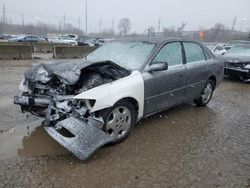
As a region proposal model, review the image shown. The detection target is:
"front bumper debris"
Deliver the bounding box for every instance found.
[45,117,113,160]
[14,95,50,107]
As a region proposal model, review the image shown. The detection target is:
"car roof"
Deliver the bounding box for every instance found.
[113,37,202,45]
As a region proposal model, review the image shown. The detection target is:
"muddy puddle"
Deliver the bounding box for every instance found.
[0,120,69,159]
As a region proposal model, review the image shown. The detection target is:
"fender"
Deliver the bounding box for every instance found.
[73,71,144,119]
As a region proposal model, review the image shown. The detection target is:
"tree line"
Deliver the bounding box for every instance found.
[0,17,249,42]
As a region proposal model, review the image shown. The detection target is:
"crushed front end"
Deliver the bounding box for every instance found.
[14,60,130,160]
[224,61,250,81]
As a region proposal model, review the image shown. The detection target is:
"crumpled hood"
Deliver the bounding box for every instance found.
[24,59,130,85]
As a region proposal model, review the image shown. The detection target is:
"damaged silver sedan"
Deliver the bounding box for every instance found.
[14,37,224,160]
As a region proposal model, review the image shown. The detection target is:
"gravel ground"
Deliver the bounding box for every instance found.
[0,60,249,188]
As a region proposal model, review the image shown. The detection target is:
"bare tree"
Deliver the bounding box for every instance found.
[162,26,177,37]
[177,22,187,37]
[118,18,131,36]
[0,21,84,36]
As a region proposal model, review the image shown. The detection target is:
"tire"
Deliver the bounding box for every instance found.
[194,79,214,107]
[99,100,137,144]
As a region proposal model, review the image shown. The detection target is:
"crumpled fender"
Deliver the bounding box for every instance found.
[73,71,144,119]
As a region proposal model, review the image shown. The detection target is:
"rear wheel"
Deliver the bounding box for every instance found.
[194,80,214,106]
[99,100,137,144]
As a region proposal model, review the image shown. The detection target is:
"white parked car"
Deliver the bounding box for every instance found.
[67,34,78,41]
[49,35,78,46]
[205,43,227,56]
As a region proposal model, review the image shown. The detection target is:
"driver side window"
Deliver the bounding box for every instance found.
[153,42,183,66]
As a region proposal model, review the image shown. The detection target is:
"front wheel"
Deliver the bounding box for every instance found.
[99,100,137,144]
[194,80,214,106]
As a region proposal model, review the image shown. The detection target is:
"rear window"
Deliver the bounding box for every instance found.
[184,42,206,63]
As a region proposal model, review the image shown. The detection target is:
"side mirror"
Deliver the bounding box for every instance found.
[147,62,168,72]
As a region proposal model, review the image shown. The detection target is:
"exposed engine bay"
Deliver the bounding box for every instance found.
[14,60,130,126]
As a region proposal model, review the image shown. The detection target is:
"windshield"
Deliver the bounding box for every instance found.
[225,45,250,57]
[86,41,156,70]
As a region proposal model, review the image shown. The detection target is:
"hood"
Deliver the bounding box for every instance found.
[223,55,250,64]
[24,60,130,85]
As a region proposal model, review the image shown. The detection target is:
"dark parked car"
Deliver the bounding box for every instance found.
[77,36,103,46]
[8,35,46,43]
[223,44,250,81]
[14,37,224,160]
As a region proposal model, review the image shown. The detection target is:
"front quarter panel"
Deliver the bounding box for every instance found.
[73,71,145,119]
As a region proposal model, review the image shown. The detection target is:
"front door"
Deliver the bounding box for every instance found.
[142,42,187,116]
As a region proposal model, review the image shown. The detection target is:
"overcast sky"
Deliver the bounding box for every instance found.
[1,0,250,33]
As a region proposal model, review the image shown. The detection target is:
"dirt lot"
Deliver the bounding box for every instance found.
[0,59,250,188]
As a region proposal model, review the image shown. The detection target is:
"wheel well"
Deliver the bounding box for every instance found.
[208,76,216,89]
[120,97,139,114]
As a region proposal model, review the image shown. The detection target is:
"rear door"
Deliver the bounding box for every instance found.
[142,42,187,115]
[183,42,210,100]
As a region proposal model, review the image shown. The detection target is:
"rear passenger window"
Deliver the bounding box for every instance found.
[183,42,206,63]
[153,42,182,66]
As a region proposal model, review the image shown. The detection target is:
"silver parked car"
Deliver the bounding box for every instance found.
[8,35,46,43]
[14,37,224,160]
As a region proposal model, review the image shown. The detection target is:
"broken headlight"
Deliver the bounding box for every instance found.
[19,78,30,92]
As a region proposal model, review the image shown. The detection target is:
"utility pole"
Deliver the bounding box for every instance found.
[21,12,24,33]
[78,17,81,31]
[21,13,24,26]
[240,18,247,32]
[99,19,102,33]
[3,3,6,24]
[63,14,66,31]
[112,19,114,33]
[85,0,88,35]
[232,16,237,31]
[158,17,161,33]
[59,21,61,32]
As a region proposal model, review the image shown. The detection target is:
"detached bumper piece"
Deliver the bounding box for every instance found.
[45,117,113,160]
